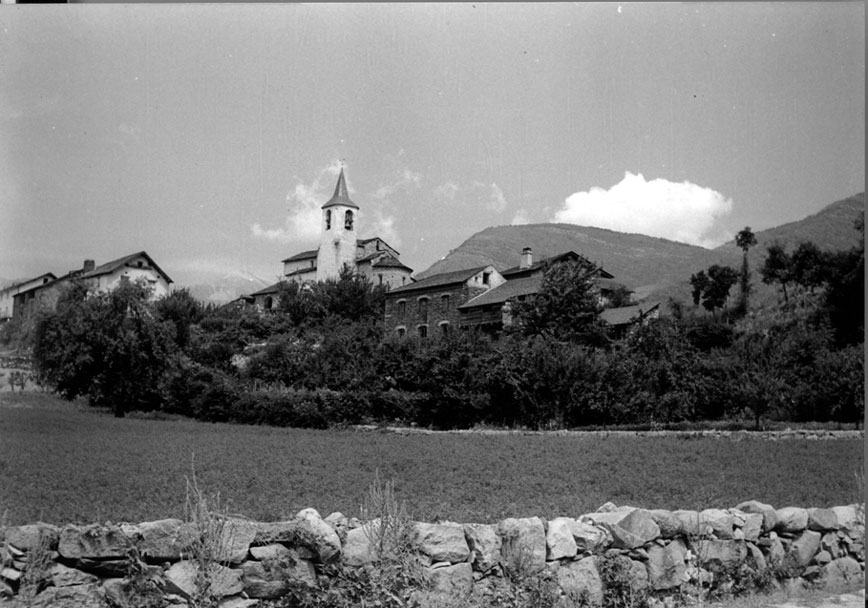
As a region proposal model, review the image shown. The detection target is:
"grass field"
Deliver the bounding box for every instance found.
[0,392,862,527]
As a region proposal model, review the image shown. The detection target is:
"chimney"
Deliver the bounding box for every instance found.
[83,259,95,273]
[520,247,533,269]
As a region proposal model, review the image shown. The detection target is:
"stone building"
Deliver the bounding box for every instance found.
[383,248,639,338]
[250,169,413,310]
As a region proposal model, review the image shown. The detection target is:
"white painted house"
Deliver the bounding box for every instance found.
[0,273,57,321]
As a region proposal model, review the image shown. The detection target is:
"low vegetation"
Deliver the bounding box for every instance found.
[0,391,862,527]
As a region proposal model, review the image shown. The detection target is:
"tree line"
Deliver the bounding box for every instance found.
[21,219,864,430]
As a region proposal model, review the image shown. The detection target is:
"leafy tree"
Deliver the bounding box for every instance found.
[605,284,634,308]
[735,226,757,314]
[760,241,793,303]
[789,241,828,293]
[154,287,205,349]
[689,265,739,318]
[33,279,177,417]
[315,266,387,323]
[727,332,788,430]
[276,281,324,326]
[510,260,608,346]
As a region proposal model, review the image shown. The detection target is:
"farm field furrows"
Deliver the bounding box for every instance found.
[0,393,862,526]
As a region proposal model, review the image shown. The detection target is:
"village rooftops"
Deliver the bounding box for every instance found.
[77,251,174,284]
[599,302,660,327]
[386,266,492,295]
[458,276,541,309]
[501,250,614,280]
[281,250,318,263]
[1,273,58,293]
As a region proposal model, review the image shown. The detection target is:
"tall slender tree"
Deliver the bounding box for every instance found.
[735,226,757,314]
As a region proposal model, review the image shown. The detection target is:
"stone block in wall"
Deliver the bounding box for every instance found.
[730,510,763,542]
[735,500,778,533]
[28,582,110,608]
[672,510,704,538]
[807,508,839,532]
[745,541,767,572]
[556,556,603,607]
[342,520,378,566]
[4,523,60,552]
[571,520,611,554]
[821,556,863,587]
[164,560,243,600]
[428,562,473,600]
[218,598,261,608]
[761,532,786,566]
[691,539,747,573]
[239,555,317,598]
[784,530,821,572]
[546,517,578,560]
[415,522,470,564]
[775,507,809,534]
[649,510,682,539]
[103,575,166,608]
[699,509,734,539]
[498,517,546,575]
[646,539,687,590]
[120,519,191,562]
[583,508,660,550]
[216,518,259,565]
[821,532,845,558]
[324,512,349,544]
[831,505,865,540]
[293,508,342,564]
[463,523,501,573]
[58,523,132,559]
[48,562,99,587]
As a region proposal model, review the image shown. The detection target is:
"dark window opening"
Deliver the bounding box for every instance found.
[378,274,383,285]
[440,322,450,336]
[397,300,406,317]
[482,271,491,285]
[264,296,273,310]
[345,210,354,230]
[397,327,406,338]
[418,325,428,339]
[441,294,451,310]
[326,210,332,230]
[418,298,428,323]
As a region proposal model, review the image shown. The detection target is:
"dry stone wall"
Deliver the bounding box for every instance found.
[1,501,864,607]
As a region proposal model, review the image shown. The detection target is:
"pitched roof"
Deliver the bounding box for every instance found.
[281,249,318,263]
[599,302,660,326]
[459,276,541,309]
[0,273,57,294]
[284,266,317,279]
[371,253,413,271]
[502,251,615,279]
[81,251,173,284]
[386,266,490,296]
[321,168,359,210]
[249,281,284,297]
[596,277,630,292]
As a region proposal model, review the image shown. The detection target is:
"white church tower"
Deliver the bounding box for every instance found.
[316,168,358,281]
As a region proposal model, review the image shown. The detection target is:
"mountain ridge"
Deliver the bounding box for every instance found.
[418,193,864,303]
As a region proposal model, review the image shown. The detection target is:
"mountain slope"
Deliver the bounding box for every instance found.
[418,193,864,302]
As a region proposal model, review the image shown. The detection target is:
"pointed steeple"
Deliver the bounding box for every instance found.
[322,168,359,209]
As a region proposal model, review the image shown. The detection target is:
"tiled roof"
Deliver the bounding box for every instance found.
[284,267,317,279]
[81,251,173,284]
[599,302,660,326]
[249,281,284,297]
[459,276,541,309]
[596,277,630,292]
[0,273,57,294]
[502,251,615,279]
[371,254,412,271]
[321,169,359,210]
[386,266,489,296]
[281,249,318,263]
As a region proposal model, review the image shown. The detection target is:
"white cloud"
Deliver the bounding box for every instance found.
[434,181,460,203]
[511,209,530,225]
[251,161,343,243]
[552,172,734,247]
[372,169,422,201]
[364,211,401,248]
[467,181,509,213]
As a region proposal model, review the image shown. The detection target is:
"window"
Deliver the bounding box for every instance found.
[397,300,406,317]
[345,210,354,230]
[264,296,273,310]
[325,209,332,230]
[396,327,406,338]
[439,322,450,336]
[441,294,451,311]
[482,271,491,285]
[418,325,428,339]
[418,297,428,323]
[137,261,143,268]
[378,274,383,285]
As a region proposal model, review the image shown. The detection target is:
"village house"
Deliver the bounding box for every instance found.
[249,169,414,310]
[383,247,655,339]
[0,273,57,321]
[7,252,173,319]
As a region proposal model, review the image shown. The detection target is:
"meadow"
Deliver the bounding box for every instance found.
[0,392,862,527]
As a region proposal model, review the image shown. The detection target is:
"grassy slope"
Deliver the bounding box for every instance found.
[0,393,862,527]
[417,193,864,305]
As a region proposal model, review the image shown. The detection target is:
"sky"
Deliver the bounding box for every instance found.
[1,3,864,288]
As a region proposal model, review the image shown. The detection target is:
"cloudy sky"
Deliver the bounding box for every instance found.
[1,3,864,287]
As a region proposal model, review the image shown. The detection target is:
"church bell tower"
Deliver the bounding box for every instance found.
[316,168,358,280]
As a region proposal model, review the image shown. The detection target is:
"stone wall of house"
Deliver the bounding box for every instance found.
[1,502,863,607]
[385,285,488,337]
